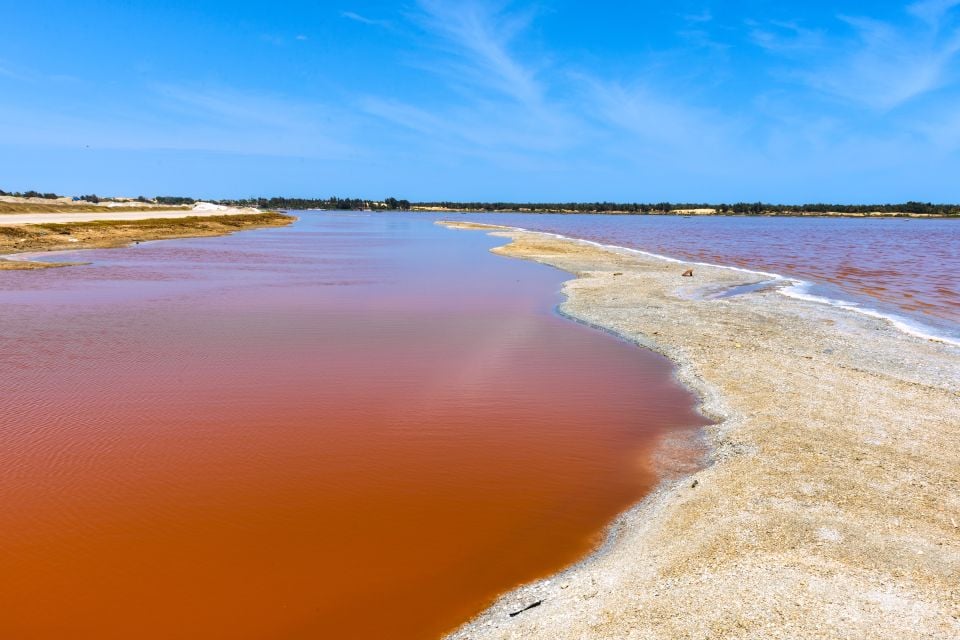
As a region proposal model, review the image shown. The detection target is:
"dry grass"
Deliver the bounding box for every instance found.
[0,212,293,269]
[0,202,192,214]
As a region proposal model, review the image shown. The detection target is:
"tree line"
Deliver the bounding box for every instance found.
[217,196,411,210]
[216,198,960,215]
[410,200,960,215]
[0,189,158,205]
[0,189,60,199]
[3,187,959,215]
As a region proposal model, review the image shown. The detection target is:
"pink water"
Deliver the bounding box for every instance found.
[453,213,960,343]
[0,213,705,639]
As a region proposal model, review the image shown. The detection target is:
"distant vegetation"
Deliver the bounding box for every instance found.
[3,187,959,216]
[219,196,412,210]
[216,197,960,215]
[155,196,197,205]
[410,201,960,216]
[0,189,61,199]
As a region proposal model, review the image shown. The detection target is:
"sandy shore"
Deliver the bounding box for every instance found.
[0,201,256,224]
[0,209,293,269]
[439,221,960,640]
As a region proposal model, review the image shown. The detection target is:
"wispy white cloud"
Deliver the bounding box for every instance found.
[412,0,543,106]
[581,77,739,166]
[676,9,729,55]
[259,33,286,46]
[358,0,584,163]
[359,99,445,136]
[359,0,756,175]
[908,0,960,25]
[152,84,316,128]
[588,85,703,146]
[755,3,960,110]
[340,11,391,28]
[0,60,89,86]
[814,15,959,109]
[259,32,312,46]
[0,81,364,159]
[0,60,34,82]
[360,95,574,154]
[749,20,824,53]
[681,9,713,24]
[148,84,365,156]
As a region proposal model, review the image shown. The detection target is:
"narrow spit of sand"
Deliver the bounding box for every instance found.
[0,201,257,225]
[0,205,293,269]
[439,221,960,640]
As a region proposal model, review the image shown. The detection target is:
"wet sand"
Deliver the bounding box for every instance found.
[440,221,960,640]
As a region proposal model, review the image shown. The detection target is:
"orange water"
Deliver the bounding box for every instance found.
[0,213,704,639]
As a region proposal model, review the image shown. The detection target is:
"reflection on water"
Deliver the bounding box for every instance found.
[0,213,704,639]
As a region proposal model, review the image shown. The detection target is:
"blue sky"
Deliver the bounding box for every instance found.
[2,1,960,202]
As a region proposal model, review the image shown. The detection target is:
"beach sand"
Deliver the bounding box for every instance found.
[0,199,253,223]
[0,210,293,269]
[439,221,960,640]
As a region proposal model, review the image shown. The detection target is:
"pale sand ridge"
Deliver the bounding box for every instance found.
[0,202,258,225]
[0,210,293,269]
[439,221,960,640]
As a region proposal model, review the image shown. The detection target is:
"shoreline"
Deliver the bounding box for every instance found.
[444,222,960,349]
[439,221,959,639]
[411,208,960,219]
[0,211,294,269]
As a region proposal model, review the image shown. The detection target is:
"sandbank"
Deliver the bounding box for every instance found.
[0,208,293,269]
[439,221,959,640]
